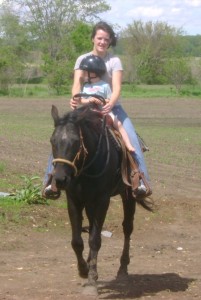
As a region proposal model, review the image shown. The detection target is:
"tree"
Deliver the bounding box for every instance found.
[0,3,31,92]
[164,58,193,93]
[0,44,23,93]
[6,0,110,57]
[70,22,93,55]
[121,20,184,84]
[5,0,110,93]
[42,22,93,94]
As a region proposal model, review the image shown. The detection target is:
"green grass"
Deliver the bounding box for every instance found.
[0,196,28,226]
[121,84,201,98]
[135,124,201,180]
[6,84,72,98]
[0,162,6,173]
[1,116,52,141]
[2,83,201,98]
[9,175,48,205]
[9,84,54,98]
[0,174,25,192]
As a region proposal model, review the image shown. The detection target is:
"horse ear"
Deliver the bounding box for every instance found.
[51,105,59,126]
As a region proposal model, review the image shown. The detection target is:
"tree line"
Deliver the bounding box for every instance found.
[0,0,201,95]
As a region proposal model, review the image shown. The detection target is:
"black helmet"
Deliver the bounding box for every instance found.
[80,55,106,77]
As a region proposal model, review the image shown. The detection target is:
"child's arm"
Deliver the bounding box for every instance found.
[80,97,103,105]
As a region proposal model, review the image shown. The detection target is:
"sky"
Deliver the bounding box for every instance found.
[100,0,201,35]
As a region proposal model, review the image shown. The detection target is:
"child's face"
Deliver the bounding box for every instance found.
[83,70,99,83]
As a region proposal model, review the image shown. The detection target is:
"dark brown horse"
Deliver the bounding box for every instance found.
[50,104,153,295]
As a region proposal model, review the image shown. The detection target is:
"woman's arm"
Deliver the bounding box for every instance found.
[102,70,123,114]
[70,69,84,109]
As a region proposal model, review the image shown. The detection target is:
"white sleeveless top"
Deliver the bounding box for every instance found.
[74,52,123,91]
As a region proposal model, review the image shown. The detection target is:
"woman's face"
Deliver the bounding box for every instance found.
[92,29,111,55]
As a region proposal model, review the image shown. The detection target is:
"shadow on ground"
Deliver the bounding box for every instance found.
[98,273,195,299]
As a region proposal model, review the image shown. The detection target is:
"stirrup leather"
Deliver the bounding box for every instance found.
[127,151,152,198]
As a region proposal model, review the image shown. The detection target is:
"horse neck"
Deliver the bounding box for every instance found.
[81,123,102,156]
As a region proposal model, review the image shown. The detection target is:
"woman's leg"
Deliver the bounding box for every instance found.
[43,153,54,185]
[112,105,150,183]
[42,153,60,199]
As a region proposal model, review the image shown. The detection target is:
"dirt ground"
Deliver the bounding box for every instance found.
[0,97,201,299]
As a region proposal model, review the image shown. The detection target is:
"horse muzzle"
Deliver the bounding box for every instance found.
[53,166,73,190]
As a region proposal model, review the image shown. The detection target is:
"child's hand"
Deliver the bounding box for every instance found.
[89,97,102,105]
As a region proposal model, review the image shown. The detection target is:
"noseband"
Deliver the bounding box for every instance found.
[52,128,88,177]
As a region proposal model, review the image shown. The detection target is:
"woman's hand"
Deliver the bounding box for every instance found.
[101,99,113,114]
[70,96,81,109]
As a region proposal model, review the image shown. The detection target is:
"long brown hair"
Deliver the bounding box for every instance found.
[91,21,117,47]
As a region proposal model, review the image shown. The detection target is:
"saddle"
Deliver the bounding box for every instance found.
[106,116,152,199]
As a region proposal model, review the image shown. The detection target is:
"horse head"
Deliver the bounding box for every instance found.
[50,105,83,189]
[50,105,103,189]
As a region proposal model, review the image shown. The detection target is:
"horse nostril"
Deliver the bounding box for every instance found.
[55,176,67,188]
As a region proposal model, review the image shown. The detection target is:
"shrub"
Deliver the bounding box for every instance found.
[10,175,47,205]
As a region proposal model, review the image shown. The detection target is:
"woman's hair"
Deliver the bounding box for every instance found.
[91,21,117,47]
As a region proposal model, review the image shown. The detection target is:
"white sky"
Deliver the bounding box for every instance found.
[100,0,201,35]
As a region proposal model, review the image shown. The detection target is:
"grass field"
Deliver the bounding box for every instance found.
[7,83,201,98]
[0,96,201,196]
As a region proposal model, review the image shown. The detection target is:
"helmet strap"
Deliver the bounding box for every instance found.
[87,71,98,84]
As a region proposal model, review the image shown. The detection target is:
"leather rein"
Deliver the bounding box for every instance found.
[52,117,110,178]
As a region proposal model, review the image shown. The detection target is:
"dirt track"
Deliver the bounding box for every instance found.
[0,97,201,299]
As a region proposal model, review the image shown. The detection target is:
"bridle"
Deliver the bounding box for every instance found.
[52,116,110,178]
[52,127,88,177]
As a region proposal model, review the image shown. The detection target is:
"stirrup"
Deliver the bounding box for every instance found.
[42,174,61,200]
[130,170,152,198]
[130,169,141,195]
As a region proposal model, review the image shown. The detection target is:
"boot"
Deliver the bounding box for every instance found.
[42,174,61,200]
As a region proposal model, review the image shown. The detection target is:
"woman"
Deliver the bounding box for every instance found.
[70,21,151,195]
[79,54,135,152]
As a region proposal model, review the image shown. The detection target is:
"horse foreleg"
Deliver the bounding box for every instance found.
[80,228,101,297]
[85,198,110,287]
[117,192,136,278]
[84,226,101,286]
[67,194,88,278]
[72,236,89,278]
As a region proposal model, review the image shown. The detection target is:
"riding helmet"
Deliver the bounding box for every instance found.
[79,55,106,77]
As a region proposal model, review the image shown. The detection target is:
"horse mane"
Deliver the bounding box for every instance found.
[57,106,103,133]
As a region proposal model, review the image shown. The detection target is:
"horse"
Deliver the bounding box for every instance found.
[50,103,153,295]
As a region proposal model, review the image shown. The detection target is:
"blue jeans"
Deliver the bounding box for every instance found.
[112,105,150,182]
[44,153,53,185]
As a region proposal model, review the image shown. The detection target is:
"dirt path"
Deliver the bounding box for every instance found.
[0,194,201,300]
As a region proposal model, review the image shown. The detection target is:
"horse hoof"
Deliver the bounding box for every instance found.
[79,272,88,279]
[78,263,89,278]
[117,268,128,280]
[82,284,98,296]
